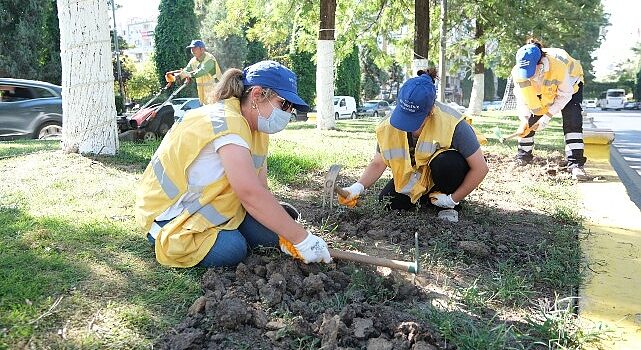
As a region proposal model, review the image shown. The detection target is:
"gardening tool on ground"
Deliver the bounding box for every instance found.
[323,164,351,209]
[328,232,420,274]
[493,124,533,143]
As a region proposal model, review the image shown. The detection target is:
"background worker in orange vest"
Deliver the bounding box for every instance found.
[179,40,222,105]
[512,39,588,180]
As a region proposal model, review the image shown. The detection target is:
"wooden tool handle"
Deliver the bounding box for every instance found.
[334,186,350,198]
[328,248,418,274]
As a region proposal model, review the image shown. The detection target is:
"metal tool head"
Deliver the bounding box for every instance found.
[323,164,342,209]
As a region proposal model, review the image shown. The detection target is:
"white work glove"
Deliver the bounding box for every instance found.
[532,115,551,131]
[342,182,364,200]
[279,231,332,264]
[428,192,459,209]
[338,182,364,208]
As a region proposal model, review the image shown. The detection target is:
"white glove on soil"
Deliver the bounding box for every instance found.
[342,182,364,200]
[533,115,551,131]
[280,231,332,264]
[429,192,459,209]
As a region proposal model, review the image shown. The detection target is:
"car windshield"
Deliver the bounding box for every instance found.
[607,91,625,97]
[363,102,377,108]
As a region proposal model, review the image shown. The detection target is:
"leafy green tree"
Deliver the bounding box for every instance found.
[246,39,268,66]
[635,68,641,101]
[361,47,389,101]
[154,0,199,96]
[200,0,248,70]
[0,0,61,84]
[110,30,130,51]
[289,50,316,107]
[335,46,361,105]
[126,58,161,102]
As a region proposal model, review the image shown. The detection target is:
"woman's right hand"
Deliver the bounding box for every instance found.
[280,232,332,264]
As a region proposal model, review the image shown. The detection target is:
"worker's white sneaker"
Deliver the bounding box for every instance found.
[571,166,589,181]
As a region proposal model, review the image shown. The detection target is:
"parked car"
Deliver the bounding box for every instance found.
[623,101,640,110]
[171,98,201,121]
[0,78,63,139]
[482,100,502,111]
[357,99,391,118]
[447,101,467,114]
[584,98,598,108]
[290,108,308,122]
[333,96,357,119]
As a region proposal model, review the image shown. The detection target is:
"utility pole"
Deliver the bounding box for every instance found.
[110,0,125,101]
[438,0,447,102]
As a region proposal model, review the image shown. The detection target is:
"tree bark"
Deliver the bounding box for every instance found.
[317,0,337,130]
[412,0,430,75]
[57,0,119,155]
[467,18,484,116]
[437,0,447,102]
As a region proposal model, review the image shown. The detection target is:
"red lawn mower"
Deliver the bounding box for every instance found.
[118,71,191,141]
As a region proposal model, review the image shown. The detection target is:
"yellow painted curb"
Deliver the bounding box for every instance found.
[578,130,641,349]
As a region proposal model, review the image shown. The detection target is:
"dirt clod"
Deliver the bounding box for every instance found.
[458,240,491,257]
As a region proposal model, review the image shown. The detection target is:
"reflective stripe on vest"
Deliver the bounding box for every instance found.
[382,148,408,160]
[252,155,266,169]
[152,156,180,199]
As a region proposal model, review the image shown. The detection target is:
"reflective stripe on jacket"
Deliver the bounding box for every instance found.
[188,52,222,105]
[512,48,584,116]
[135,98,268,267]
[376,101,463,203]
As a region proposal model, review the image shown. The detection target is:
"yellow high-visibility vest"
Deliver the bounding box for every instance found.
[188,52,222,105]
[512,48,584,116]
[376,101,463,203]
[135,98,268,267]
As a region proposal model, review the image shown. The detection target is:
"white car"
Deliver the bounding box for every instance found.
[584,98,597,108]
[171,98,201,120]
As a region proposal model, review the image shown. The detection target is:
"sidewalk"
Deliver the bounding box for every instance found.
[577,136,641,348]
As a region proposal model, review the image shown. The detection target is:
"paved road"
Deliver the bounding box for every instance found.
[588,109,641,208]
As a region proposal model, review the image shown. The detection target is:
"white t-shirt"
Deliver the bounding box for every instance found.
[155,134,249,221]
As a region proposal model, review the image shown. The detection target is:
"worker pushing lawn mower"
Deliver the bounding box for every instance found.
[179,39,222,105]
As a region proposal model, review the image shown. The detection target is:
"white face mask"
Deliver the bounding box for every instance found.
[256,99,291,134]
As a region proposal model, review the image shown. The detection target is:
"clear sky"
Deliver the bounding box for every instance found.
[113,0,640,81]
[113,0,160,27]
[591,0,641,81]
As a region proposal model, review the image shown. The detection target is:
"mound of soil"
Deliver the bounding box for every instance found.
[156,255,449,350]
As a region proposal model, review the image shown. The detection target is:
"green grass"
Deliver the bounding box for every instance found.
[0,114,604,348]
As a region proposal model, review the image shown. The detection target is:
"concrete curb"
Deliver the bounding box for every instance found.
[610,145,641,208]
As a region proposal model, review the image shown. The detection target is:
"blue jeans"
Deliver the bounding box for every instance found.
[147,213,279,267]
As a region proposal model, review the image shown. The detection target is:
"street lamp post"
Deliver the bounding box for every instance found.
[111,0,125,102]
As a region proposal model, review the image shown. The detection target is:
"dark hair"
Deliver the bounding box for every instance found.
[416,67,438,82]
[526,38,546,63]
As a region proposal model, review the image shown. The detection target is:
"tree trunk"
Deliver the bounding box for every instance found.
[467,18,484,116]
[57,0,119,155]
[316,0,336,130]
[437,0,447,102]
[412,0,429,75]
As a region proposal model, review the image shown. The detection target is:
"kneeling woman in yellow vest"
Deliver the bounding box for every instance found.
[135,61,332,268]
[339,69,489,211]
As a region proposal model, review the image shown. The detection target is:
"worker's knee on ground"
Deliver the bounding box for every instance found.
[430,150,469,194]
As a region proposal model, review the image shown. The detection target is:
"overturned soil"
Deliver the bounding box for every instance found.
[156,152,583,349]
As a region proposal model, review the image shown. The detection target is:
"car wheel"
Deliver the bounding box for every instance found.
[335,112,339,120]
[291,113,297,122]
[35,121,63,140]
[373,111,378,119]
[351,111,356,119]
[143,131,158,142]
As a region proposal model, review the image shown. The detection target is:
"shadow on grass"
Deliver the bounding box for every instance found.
[0,205,203,348]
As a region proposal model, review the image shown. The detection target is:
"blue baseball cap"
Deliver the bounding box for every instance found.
[515,44,542,79]
[390,74,436,132]
[242,60,309,112]
[186,40,206,49]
